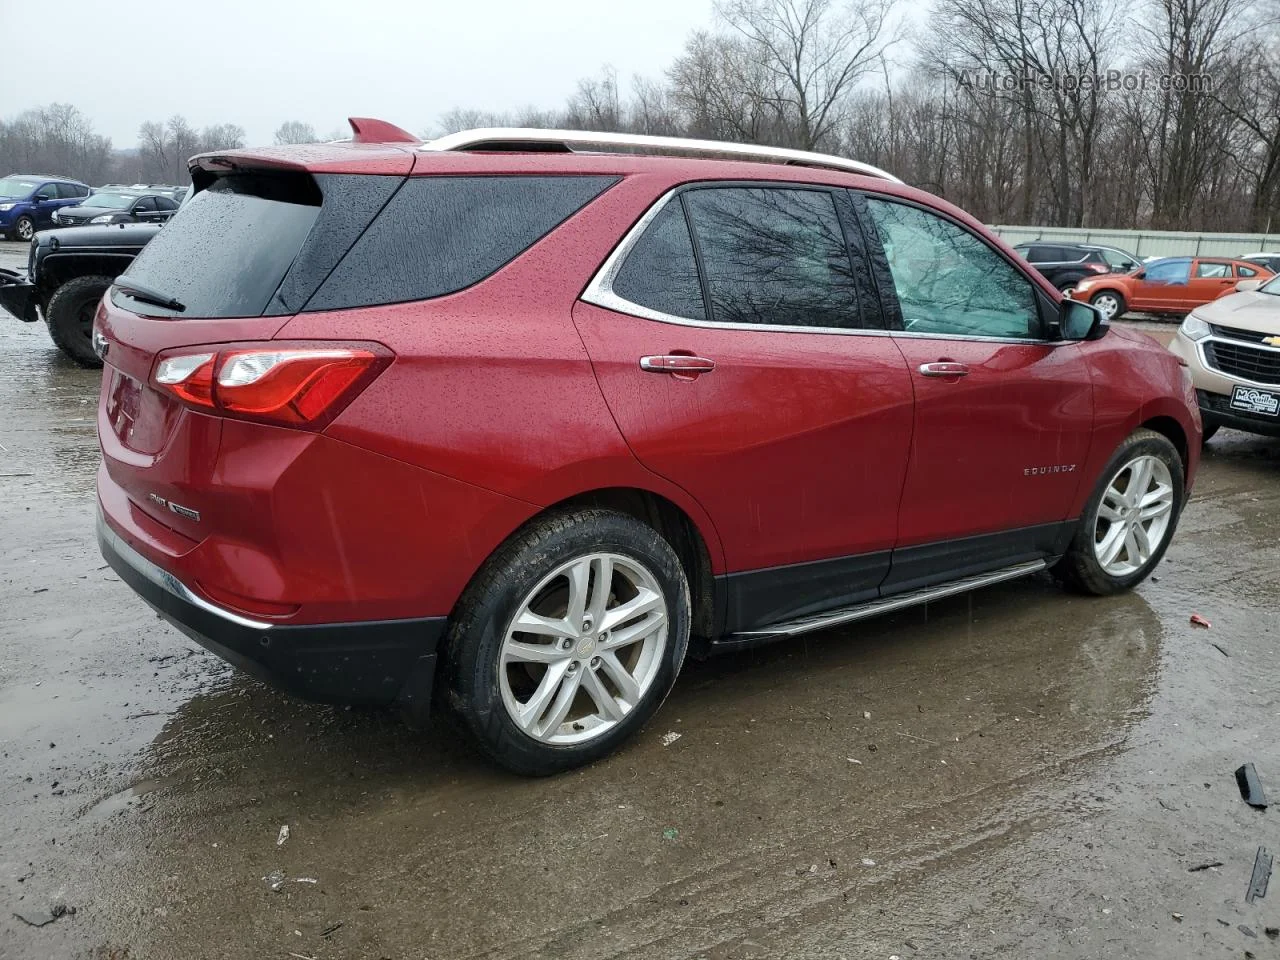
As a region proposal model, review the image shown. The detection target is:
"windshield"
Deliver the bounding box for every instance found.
[1259,274,1280,295]
[85,193,138,210]
[0,177,39,199]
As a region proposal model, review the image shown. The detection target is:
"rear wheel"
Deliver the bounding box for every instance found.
[1090,289,1126,321]
[442,508,690,775]
[1056,429,1184,595]
[45,274,110,368]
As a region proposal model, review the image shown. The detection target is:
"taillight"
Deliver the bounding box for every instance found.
[151,341,391,429]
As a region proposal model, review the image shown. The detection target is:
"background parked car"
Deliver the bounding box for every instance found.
[1014,241,1143,293]
[1237,252,1280,274]
[1071,256,1274,320]
[0,174,92,240]
[53,190,180,227]
[0,221,163,366]
[1169,272,1280,441]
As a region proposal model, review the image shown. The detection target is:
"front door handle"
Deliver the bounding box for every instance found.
[640,355,716,376]
[919,361,969,378]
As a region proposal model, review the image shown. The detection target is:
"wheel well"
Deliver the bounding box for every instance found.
[39,256,131,302]
[1141,416,1188,470]
[548,488,717,640]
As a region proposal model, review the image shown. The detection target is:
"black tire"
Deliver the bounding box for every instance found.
[1057,275,1085,294]
[1201,423,1219,446]
[1089,289,1127,321]
[13,216,34,242]
[442,508,691,776]
[1055,428,1185,596]
[45,275,111,368]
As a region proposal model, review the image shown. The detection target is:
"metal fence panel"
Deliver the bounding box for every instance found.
[989,225,1280,259]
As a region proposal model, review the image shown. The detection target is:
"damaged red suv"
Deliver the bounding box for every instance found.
[96,120,1200,774]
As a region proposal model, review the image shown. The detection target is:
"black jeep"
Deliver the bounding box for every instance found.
[0,222,161,366]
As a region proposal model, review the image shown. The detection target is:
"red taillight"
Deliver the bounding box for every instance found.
[151,341,391,429]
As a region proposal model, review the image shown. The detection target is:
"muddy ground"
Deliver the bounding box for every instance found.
[1,238,1278,959]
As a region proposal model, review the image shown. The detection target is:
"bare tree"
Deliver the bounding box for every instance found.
[273,120,318,145]
[716,0,899,150]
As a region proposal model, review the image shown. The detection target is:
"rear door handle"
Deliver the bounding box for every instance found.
[640,355,716,375]
[919,361,969,378]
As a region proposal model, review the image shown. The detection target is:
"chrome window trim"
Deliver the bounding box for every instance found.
[581,186,1062,347]
[1198,335,1280,388]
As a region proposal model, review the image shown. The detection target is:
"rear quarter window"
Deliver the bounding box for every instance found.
[305,175,619,311]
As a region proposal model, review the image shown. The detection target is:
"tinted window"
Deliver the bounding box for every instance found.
[611,199,705,321]
[863,197,1040,340]
[154,196,178,211]
[55,183,80,199]
[34,183,56,200]
[134,196,157,212]
[114,172,322,318]
[308,175,618,311]
[1145,260,1191,283]
[681,187,860,328]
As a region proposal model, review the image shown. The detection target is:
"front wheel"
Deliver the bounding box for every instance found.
[13,216,35,242]
[1090,290,1127,321]
[45,274,111,368]
[1055,428,1185,595]
[442,508,691,775]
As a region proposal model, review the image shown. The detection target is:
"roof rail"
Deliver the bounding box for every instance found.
[420,128,901,183]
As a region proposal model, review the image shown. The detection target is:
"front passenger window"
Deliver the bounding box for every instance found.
[863,197,1040,340]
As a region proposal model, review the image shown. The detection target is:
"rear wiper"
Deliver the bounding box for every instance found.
[114,280,186,313]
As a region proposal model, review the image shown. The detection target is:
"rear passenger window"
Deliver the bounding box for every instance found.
[681,187,861,328]
[611,200,705,321]
[56,183,81,199]
[308,176,618,311]
[1239,265,1259,277]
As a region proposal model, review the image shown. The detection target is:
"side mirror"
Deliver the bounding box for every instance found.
[1236,279,1263,292]
[1057,299,1109,342]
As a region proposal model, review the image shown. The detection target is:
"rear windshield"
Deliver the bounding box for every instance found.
[114,173,322,318]
[113,172,618,319]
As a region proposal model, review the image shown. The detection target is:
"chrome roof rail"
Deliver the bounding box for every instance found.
[420,128,902,183]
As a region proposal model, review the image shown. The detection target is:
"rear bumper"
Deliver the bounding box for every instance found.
[0,270,38,322]
[98,508,446,708]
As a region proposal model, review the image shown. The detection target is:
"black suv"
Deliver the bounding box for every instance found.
[53,190,180,228]
[0,222,162,365]
[1014,242,1143,293]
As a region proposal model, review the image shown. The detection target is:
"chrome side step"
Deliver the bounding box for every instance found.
[726,559,1049,642]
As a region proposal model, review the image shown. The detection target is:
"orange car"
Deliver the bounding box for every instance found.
[1071,257,1275,320]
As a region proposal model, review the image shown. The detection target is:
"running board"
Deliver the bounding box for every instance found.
[721,559,1049,644]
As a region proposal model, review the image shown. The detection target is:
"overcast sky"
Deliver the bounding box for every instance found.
[1,0,716,147]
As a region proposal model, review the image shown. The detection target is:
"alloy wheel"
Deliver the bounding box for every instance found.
[498,552,668,745]
[16,218,33,242]
[1093,454,1175,576]
[1092,293,1120,319]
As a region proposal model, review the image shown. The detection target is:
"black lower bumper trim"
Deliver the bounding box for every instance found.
[0,271,38,323]
[1199,390,1280,438]
[98,512,446,707]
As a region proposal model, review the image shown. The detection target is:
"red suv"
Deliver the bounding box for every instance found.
[96,121,1201,775]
